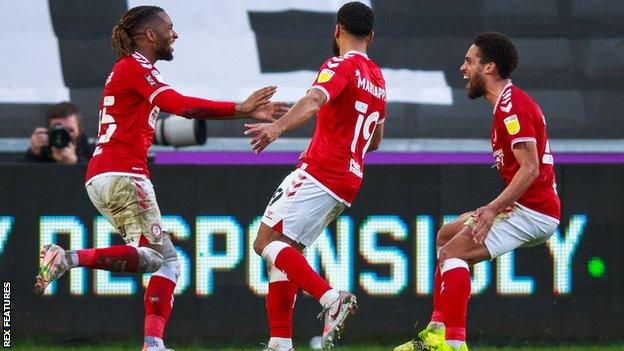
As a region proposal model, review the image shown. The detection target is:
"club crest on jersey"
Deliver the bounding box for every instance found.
[144,74,157,87]
[503,114,520,135]
[149,223,162,238]
[317,69,335,83]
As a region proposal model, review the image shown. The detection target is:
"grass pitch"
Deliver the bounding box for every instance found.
[9,343,624,351]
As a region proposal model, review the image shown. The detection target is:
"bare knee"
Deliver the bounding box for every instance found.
[136,246,163,273]
[253,223,278,256]
[253,224,304,256]
[437,244,453,263]
[253,235,267,256]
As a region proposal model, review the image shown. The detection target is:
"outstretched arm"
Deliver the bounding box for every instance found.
[244,88,327,153]
[154,86,287,121]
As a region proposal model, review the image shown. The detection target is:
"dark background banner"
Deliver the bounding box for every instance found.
[0,164,622,344]
[2,1,624,140]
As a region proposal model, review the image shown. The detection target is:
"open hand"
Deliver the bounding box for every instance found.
[237,86,280,121]
[249,101,289,122]
[244,122,283,153]
[470,205,498,244]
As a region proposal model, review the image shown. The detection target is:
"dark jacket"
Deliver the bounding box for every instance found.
[22,134,95,163]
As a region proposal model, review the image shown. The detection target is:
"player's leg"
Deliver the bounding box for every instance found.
[254,169,355,350]
[255,223,337,305]
[143,234,179,351]
[34,176,164,295]
[431,213,473,322]
[255,171,307,351]
[435,225,490,351]
[393,213,472,351]
[99,177,178,351]
[264,263,297,351]
[255,223,356,350]
[435,206,557,351]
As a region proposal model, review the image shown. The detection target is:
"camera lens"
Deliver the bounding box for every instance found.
[48,124,71,149]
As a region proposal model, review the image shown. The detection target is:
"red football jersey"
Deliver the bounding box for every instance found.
[85,52,172,183]
[299,50,387,206]
[492,82,560,220]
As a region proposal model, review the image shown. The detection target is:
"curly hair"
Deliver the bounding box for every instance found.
[473,32,518,79]
[111,6,165,58]
[337,1,375,37]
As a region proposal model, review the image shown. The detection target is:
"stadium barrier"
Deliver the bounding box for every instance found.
[0,164,622,343]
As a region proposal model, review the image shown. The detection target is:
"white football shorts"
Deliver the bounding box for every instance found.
[261,168,346,247]
[483,203,559,259]
[86,175,164,246]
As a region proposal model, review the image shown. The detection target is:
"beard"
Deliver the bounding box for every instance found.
[332,38,340,57]
[155,37,174,61]
[467,74,486,100]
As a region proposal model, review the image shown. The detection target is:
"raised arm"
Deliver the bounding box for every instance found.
[244,88,327,153]
[154,86,286,122]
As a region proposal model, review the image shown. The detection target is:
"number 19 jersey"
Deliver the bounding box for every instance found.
[300,50,387,206]
[85,52,172,184]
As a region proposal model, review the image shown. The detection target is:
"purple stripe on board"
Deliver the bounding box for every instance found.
[155,151,624,165]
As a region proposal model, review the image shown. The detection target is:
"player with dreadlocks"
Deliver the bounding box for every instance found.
[34,6,287,351]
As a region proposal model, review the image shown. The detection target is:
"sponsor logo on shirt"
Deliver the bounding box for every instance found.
[103,96,115,107]
[148,106,160,128]
[317,69,335,83]
[145,74,157,87]
[349,158,363,178]
[503,114,520,135]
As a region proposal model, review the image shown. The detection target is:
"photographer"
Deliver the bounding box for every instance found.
[23,102,95,164]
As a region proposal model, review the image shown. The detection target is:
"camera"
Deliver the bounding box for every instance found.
[48,123,71,149]
[154,115,207,147]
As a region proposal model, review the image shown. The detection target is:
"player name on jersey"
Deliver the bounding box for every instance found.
[301,50,387,206]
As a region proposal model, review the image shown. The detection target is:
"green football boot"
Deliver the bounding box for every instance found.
[393,323,445,351]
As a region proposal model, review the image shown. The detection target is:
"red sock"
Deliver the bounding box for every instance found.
[267,281,298,338]
[441,261,471,341]
[76,245,139,272]
[274,246,331,300]
[430,264,444,324]
[144,275,176,339]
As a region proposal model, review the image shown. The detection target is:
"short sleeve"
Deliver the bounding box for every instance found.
[502,109,537,147]
[308,57,350,102]
[122,56,172,104]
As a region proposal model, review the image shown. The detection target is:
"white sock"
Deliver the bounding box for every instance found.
[268,337,293,351]
[446,340,465,349]
[143,336,165,351]
[319,289,340,311]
